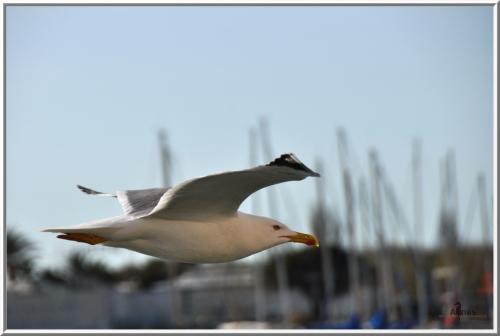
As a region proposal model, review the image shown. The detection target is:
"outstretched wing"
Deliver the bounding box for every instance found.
[78,185,169,216]
[146,153,319,221]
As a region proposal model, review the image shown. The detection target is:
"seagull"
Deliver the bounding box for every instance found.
[42,153,320,263]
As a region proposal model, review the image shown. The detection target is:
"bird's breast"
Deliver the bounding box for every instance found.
[116,217,251,263]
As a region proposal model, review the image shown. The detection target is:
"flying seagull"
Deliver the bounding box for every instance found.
[42,153,320,263]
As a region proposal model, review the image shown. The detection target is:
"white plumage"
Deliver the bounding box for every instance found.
[42,153,320,263]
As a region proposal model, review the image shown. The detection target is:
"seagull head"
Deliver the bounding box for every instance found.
[273,222,320,248]
[245,216,320,250]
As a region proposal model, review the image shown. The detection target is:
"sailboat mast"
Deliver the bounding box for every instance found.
[250,127,267,322]
[477,172,492,317]
[259,118,292,324]
[158,129,181,326]
[336,129,361,316]
[412,139,428,326]
[369,150,396,321]
[313,159,335,320]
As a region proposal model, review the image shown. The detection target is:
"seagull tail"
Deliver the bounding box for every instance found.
[40,216,125,243]
[40,226,113,245]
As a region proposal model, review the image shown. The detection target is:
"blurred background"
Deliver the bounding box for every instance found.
[6,5,494,330]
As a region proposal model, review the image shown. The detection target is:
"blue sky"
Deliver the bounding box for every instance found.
[6,6,493,270]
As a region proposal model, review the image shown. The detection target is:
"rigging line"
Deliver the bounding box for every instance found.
[358,178,374,250]
[278,187,303,234]
[347,136,368,182]
[337,131,382,250]
[386,184,410,246]
[462,185,478,246]
[335,128,366,190]
[381,174,420,264]
[383,172,413,247]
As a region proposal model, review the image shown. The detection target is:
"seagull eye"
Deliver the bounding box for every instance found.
[273,225,281,231]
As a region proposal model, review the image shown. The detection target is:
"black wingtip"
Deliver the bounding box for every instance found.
[77,185,97,195]
[267,153,320,177]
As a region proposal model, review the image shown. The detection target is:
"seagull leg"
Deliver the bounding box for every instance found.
[57,233,107,245]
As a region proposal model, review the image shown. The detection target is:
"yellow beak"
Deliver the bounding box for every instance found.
[284,232,320,247]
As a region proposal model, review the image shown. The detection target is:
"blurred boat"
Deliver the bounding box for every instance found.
[217,321,270,329]
[307,313,361,329]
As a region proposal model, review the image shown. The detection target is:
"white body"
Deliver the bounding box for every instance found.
[102,212,289,263]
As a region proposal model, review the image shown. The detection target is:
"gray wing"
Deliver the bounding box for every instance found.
[146,153,320,221]
[116,188,170,216]
[77,185,169,216]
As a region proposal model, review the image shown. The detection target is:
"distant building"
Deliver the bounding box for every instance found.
[7,263,311,329]
[168,263,311,328]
